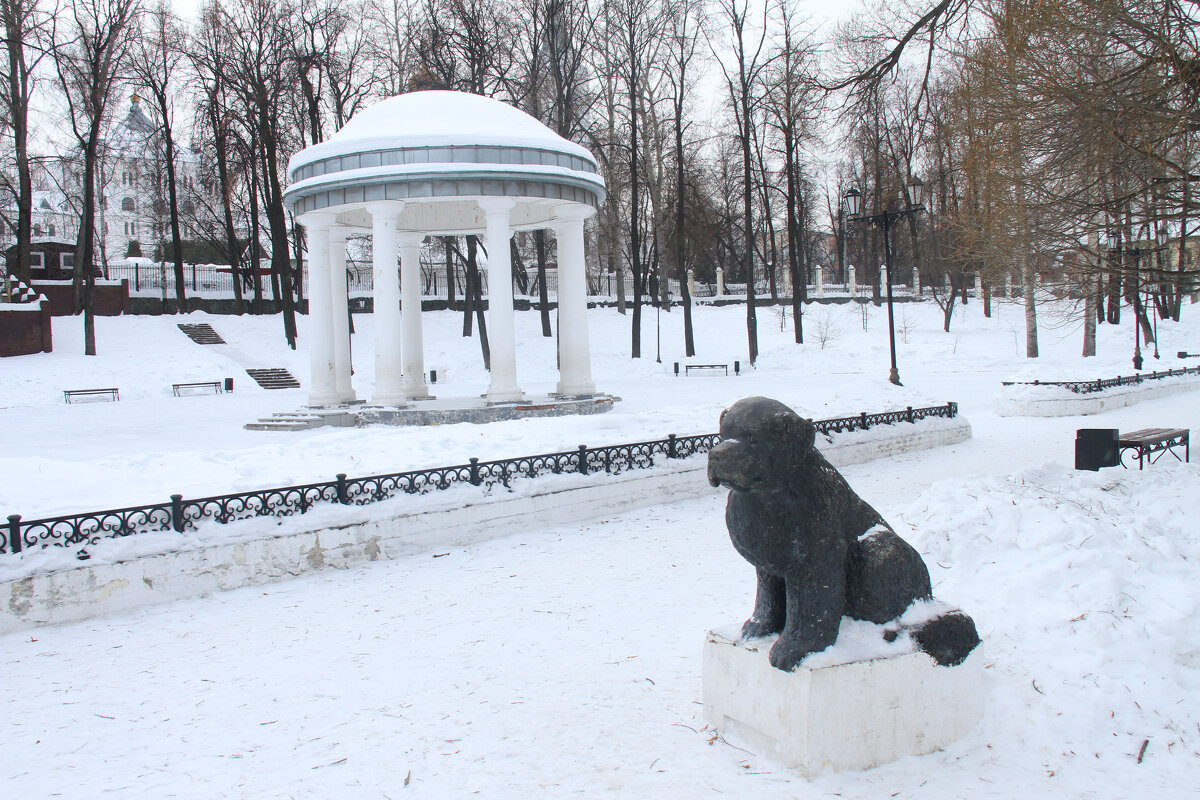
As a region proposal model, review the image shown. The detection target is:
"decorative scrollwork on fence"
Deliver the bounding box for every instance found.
[3,403,960,555]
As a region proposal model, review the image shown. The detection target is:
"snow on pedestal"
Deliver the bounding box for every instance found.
[702,627,985,777]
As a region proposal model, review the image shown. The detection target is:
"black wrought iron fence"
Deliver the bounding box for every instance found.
[2,402,959,556]
[1001,366,1200,395]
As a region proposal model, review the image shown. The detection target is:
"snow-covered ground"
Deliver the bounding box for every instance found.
[2,295,1198,797]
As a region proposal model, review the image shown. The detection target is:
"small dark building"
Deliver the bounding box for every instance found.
[4,238,77,281]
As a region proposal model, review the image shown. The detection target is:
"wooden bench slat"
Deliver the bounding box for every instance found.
[64,388,119,403]
[1119,428,1186,444]
[1117,427,1189,470]
[172,381,224,396]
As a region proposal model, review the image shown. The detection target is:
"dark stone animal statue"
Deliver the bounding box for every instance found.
[707,396,979,671]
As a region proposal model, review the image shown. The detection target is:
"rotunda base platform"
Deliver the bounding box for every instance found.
[245,394,618,431]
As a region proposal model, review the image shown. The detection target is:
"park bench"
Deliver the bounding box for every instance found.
[172,381,225,397]
[675,361,741,377]
[1118,428,1190,470]
[1178,351,1199,359]
[64,388,119,403]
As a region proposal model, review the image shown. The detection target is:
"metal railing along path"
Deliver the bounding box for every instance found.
[3,403,959,556]
[1001,366,1200,395]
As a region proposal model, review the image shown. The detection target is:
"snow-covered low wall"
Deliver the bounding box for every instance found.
[1,417,971,634]
[996,374,1200,417]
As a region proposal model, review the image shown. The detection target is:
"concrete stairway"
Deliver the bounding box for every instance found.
[244,407,358,431]
[245,368,302,389]
[177,323,226,344]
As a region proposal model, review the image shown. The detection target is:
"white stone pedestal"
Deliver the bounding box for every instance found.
[702,629,985,777]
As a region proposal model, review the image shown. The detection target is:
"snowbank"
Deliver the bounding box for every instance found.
[996,372,1200,416]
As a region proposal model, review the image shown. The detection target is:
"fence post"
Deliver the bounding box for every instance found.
[577,445,588,475]
[860,412,869,431]
[170,494,184,533]
[7,514,21,554]
[667,434,677,459]
[906,406,914,423]
[1097,379,1102,392]
[336,473,349,504]
[947,401,956,417]
[469,458,481,486]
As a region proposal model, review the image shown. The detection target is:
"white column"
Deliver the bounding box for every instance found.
[687,269,695,298]
[301,213,339,407]
[912,265,920,295]
[552,207,596,396]
[716,267,725,296]
[399,232,430,399]
[367,202,405,406]
[848,264,857,295]
[815,264,825,298]
[329,226,356,403]
[479,198,523,402]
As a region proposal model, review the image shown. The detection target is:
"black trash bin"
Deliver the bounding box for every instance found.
[1075,428,1119,471]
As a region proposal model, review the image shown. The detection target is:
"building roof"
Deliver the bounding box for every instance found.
[106,94,199,163]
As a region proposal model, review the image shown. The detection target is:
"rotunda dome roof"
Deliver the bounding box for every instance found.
[300,91,593,164]
[284,91,605,223]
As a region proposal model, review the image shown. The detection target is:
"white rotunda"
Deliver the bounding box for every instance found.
[283,91,607,411]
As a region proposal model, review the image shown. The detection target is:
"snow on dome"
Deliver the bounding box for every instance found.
[283,91,605,221]
[287,91,596,176]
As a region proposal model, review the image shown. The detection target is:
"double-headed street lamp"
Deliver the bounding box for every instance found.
[845,176,927,386]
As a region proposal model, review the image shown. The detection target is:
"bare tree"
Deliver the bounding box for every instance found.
[765,0,819,345]
[54,0,140,355]
[713,0,773,364]
[191,0,248,314]
[663,0,705,357]
[221,0,301,346]
[1,0,50,283]
[131,0,187,310]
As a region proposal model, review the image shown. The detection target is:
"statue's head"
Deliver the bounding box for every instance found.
[707,397,816,492]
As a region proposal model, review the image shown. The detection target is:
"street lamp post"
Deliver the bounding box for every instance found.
[1152,223,1167,359]
[1108,227,1168,371]
[1108,230,1143,370]
[845,176,926,386]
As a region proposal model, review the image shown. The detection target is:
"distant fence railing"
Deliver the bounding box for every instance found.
[102,262,940,303]
[1001,366,1200,395]
[2,401,959,557]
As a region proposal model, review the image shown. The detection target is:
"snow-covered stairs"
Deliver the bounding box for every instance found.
[176,323,226,345]
[244,407,358,431]
[243,411,326,431]
[245,368,301,389]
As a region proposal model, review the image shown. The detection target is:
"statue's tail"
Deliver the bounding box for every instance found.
[910,612,980,667]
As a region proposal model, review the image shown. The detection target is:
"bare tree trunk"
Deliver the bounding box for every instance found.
[1023,259,1038,358]
[467,235,489,369]
[443,236,455,306]
[1,0,39,285]
[535,229,551,336]
[1082,231,1097,356]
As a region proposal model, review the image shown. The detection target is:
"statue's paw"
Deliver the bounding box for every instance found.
[741,616,783,640]
[768,637,819,671]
